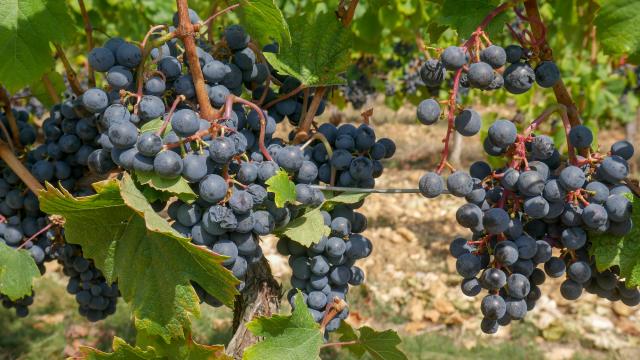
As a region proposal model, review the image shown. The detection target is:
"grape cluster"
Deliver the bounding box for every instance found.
[278,204,371,331]
[81,8,396,331]
[56,243,120,321]
[0,105,95,317]
[416,44,561,134]
[296,122,395,190]
[401,57,428,95]
[258,123,394,331]
[0,109,37,147]
[419,118,638,333]
[29,100,102,191]
[0,292,35,318]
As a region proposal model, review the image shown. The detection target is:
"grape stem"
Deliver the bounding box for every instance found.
[16,223,54,250]
[320,340,358,349]
[53,43,83,96]
[229,95,273,161]
[435,1,514,174]
[157,95,186,136]
[337,0,359,27]
[0,143,43,194]
[78,0,95,87]
[201,3,241,27]
[262,84,305,110]
[294,87,326,144]
[436,68,462,174]
[133,24,170,114]
[176,0,216,120]
[523,0,582,128]
[0,87,21,149]
[41,74,61,104]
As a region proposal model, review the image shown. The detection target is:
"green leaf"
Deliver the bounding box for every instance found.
[595,0,640,60]
[29,71,65,107]
[139,118,171,135]
[0,0,75,91]
[322,192,368,210]
[0,242,40,300]
[276,208,330,247]
[265,169,296,207]
[39,175,239,341]
[244,292,322,360]
[590,193,640,286]
[439,0,507,38]
[337,322,407,360]
[81,333,232,360]
[237,0,291,48]
[262,11,353,86]
[135,171,197,203]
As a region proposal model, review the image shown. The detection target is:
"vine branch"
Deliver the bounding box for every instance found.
[176,0,215,120]
[54,43,83,96]
[78,0,95,87]
[0,87,21,148]
[0,143,43,194]
[523,0,581,127]
[41,74,61,104]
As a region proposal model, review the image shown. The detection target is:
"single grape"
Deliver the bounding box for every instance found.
[454,108,481,136]
[504,45,524,63]
[417,99,441,125]
[503,62,535,94]
[480,45,507,68]
[441,46,466,70]
[534,61,560,88]
[447,171,473,197]
[154,151,183,179]
[488,120,517,148]
[568,125,593,149]
[611,140,634,160]
[467,62,494,88]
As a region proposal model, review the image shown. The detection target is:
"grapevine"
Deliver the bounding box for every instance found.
[0,0,639,359]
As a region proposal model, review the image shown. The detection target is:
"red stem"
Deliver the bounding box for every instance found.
[17,223,54,250]
[436,69,462,174]
[176,0,215,120]
[157,95,185,136]
[201,3,241,26]
[230,96,273,161]
[435,2,513,173]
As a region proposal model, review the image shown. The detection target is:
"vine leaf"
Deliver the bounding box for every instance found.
[39,175,239,342]
[595,0,640,62]
[237,0,291,48]
[0,242,40,300]
[244,292,323,360]
[0,0,75,91]
[80,331,232,360]
[140,118,172,134]
[276,207,330,247]
[439,0,507,38]
[590,193,640,286]
[265,170,296,207]
[322,192,368,210]
[135,171,197,203]
[336,322,408,360]
[262,11,353,86]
